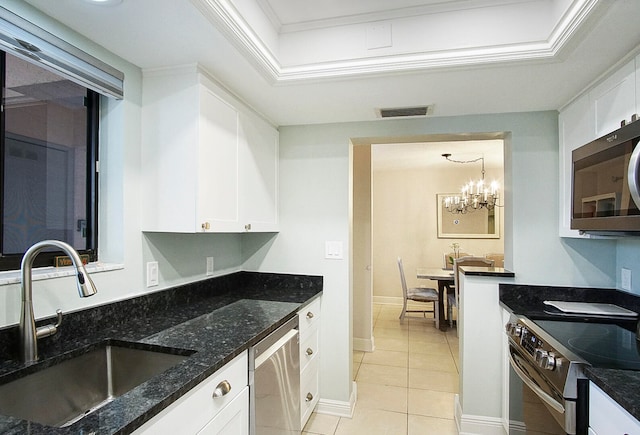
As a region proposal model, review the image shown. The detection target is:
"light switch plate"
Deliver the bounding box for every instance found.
[325,241,344,260]
[206,257,214,276]
[147,261,159,287]
[622,267,632,291]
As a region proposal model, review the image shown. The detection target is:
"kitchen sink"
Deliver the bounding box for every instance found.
[0,341,193,427]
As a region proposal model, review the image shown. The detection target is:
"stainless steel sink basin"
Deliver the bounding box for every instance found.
[0,342,192,427]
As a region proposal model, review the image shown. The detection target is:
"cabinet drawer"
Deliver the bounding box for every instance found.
[135,352,248,434]
[299,298,321,336]
[300,328,319,373]
[300,357,319,426]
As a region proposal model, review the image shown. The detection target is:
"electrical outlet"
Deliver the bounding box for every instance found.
[146,261,159,287]
[206,257,214,276]
[622,268,632,291]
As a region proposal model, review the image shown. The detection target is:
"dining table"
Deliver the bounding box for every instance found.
[416,267,455,331]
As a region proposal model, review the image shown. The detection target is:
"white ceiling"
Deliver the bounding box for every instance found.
[372,139,504,172]
[19,0,640,127]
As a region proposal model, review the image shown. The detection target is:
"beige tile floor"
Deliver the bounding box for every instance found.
[303,303,459,435]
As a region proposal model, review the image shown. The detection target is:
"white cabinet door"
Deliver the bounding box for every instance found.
[238,112,279,232]
[198,387,249,435]
[591,59,636,137]
[637,53,640,116]
[141,65,278,233]
[198,84,240,232]
[589,382,640,435]
[558,93,595,238]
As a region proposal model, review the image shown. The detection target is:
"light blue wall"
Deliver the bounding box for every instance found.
[616,239,640,294]
[249,110,617,405]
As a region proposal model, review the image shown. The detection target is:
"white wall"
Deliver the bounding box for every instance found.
[352,146,373,352]
[372,163,504,300]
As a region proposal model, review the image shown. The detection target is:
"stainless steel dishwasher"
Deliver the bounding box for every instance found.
[249,316,300,435]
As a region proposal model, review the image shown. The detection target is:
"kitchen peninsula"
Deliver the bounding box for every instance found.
[0,271,322,434]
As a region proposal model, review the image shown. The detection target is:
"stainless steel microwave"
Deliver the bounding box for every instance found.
[571,120,640,235]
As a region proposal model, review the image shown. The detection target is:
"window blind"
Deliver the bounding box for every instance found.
[0,6,124,99]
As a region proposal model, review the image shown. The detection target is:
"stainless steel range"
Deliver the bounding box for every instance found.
[506,315,590,434]
[506,312,640,434]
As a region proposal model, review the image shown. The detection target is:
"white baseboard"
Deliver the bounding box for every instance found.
[353,336,375,352]
[507,421,526,435]
[315,381,357,418]
[373,296,403,305]
[455,394,507,435]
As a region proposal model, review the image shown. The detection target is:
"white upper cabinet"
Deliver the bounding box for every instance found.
[238,112,279,232]
[558,93,594,238]
[591,59,637,137]
[141,65,278,233]
[558,57,639,238]
[637,52,640,116]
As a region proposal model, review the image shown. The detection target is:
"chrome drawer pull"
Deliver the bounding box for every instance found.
[306,347,314,356]
[305,392,313,402]
[212,380,232,398]
[306,311,314,319]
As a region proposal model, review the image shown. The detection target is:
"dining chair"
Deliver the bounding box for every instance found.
[484,253,504,268]
[448,256,495,329]
[442,252,471,270]
[397,257,439,328]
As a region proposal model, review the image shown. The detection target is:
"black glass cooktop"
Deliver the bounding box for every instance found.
[534,319,640,370]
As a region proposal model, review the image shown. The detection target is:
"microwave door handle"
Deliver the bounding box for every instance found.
[627,144,640,208]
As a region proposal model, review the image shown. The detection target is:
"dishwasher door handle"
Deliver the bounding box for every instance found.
[254,329,299,368]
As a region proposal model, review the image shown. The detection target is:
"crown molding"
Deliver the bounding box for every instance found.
[191,0,602,84]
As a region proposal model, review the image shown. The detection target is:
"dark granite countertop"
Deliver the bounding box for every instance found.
[0,271,322,434]
[500,283,640,422]
[459,266,515,278]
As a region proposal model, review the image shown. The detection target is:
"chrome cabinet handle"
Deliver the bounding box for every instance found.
[306,311,314,319]
[306,347,314,356]
[212,380,232,398]
[305,392,313,402]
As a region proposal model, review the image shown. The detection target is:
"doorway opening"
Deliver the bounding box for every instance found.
[351,134,505,352]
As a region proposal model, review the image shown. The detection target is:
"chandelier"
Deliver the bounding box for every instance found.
[442,153,499,214]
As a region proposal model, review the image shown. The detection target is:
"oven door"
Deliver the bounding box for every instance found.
[508,343,573,434]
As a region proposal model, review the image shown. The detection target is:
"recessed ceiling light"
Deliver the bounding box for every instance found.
[83,0,123,5]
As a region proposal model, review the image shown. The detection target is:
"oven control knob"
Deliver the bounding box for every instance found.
[541,354,556,371]
[534,349,547,364]
[507,323,523,337]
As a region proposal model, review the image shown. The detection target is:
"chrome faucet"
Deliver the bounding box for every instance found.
[20,240,98,363]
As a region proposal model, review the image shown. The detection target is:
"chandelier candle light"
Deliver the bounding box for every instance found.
[442,153,499,214]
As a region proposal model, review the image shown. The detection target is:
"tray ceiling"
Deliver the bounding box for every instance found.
[19,0,640,125]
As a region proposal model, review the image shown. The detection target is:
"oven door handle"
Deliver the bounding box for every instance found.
[508,350,565,415]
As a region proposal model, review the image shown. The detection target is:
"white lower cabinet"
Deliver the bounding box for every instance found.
[134,351,248,435]
[589,382,640,435]
[298,297,321,428]
[198,387,248,435]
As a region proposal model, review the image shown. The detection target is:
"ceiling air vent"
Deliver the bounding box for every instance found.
[376,105,432,119]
